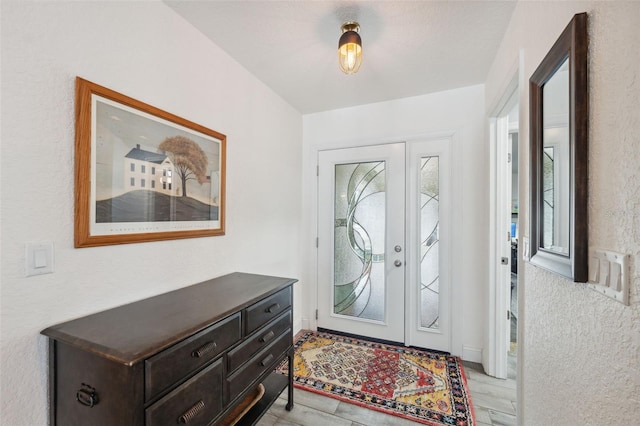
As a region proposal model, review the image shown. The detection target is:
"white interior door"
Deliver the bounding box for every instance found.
[317,143,406,342]
[317,139,452,352]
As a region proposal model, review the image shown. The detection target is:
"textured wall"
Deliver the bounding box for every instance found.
[0,2,302,425]
[486,1,640,424]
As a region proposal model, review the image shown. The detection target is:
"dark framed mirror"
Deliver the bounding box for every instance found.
[529,12,588,282]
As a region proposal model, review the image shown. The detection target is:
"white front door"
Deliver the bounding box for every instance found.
[317,143,406,342]
[317,139,452,353]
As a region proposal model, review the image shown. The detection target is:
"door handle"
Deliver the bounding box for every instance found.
[394,260,402,267]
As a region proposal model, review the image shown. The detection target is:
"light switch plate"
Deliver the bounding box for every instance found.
[587,249,630,305]
[25,242,54,277]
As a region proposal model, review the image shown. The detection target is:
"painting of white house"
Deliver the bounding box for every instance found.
[90,95,223,236]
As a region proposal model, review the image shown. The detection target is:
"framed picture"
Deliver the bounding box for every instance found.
[74,77,226,247]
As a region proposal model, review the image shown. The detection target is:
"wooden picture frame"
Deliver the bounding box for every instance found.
[74,77,226,248]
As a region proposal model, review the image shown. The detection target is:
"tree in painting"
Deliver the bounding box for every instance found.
[158,136,208,198]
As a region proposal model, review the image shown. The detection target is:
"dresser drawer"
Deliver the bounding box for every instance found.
[146,359,223,426]
[245,287,291,334]
[227,329,291,402]
[227,310,291,374]
[145,313,241,401]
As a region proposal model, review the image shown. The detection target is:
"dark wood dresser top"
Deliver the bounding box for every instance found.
[41,272,297,366]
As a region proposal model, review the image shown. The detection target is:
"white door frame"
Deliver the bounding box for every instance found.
[487,69,519,379]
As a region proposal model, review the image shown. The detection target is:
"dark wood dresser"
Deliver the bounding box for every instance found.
[41,272,296,425]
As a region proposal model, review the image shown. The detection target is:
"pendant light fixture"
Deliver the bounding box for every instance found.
[338,21,362,74]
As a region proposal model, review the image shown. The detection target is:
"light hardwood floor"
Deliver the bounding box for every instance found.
[258,355,517,426]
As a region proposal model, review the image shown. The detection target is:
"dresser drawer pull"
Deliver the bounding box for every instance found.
[76,384,99,408]
[260,353,274,367]
[265,303,280,313]
[177,399,205,424]
[259,330,275,343]
[191,341,217,358]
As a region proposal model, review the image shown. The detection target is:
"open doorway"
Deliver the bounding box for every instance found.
[508,106,519,380]
[487,81,518,381]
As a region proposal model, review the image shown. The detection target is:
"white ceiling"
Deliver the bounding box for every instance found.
[165,1,517,114]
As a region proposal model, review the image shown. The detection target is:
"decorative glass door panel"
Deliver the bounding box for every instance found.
[420,156,440,330]
[318,144,405,342]
[333,161,386,321]
[407,138,451,353]
[318,139,450,350]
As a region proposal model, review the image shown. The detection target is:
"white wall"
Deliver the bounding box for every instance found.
[0,2,302,425]
[302,85,487,361]
[486,1,640,424]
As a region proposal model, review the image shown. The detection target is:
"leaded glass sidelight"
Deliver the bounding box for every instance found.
[333,161,385,321]
[542,147,555,250]
[420,157,440,330]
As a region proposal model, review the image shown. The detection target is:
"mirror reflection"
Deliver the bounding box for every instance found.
[529,12,587,282]
[541,58,570,255]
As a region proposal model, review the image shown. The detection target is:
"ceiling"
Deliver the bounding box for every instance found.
[165,1,517,114]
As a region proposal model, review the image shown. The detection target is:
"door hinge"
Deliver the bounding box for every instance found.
[316,165,319,176]
[315,237,318,248]
[507,310,511,320]
[315,309,318,320]
[508,153,512,163]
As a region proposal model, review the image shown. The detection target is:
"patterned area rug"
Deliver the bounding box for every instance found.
[277,331,475,426]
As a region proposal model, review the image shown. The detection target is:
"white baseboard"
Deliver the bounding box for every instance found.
[293,319,303,334]
[462,345,483,363]
[300,318,310,331]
